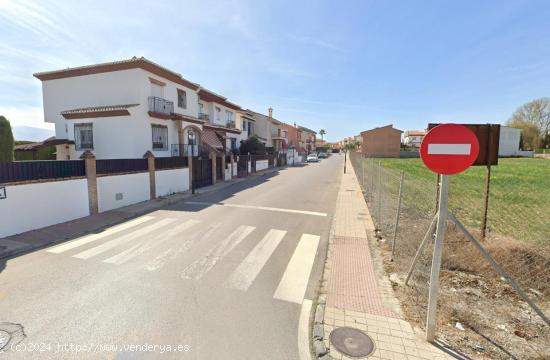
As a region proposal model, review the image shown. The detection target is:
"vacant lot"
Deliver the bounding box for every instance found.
[378,157,550,244]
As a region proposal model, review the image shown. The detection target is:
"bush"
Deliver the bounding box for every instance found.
[239,136,266,155]
[0,116,14,162]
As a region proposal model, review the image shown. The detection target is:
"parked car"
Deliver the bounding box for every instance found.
[307,153,319,162]
[318,152,328,159]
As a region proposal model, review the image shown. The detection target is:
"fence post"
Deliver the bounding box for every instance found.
[210,152,216,185]
[188,154,194,194]
[143,151,156,200]
[426,175,449,342]
[230,153,235,178]
[221,153,226,181]
[80,150,98,215]
[391,170,405,260]
[377,161,382,232]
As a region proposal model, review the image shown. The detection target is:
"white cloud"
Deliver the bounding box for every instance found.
[0,106,52,129]
[289,34,345,52]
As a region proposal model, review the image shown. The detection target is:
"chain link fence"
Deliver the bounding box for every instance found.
[349,151,550,360]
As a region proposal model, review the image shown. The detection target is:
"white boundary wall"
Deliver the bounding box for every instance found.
[156,168,189,197]
[256,160,269,171]
[97,172,150,212]
[0,179,89,238]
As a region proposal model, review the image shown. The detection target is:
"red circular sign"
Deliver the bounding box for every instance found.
[420,124,479,175]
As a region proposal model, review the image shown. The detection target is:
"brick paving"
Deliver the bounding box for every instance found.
[321,155,454,360]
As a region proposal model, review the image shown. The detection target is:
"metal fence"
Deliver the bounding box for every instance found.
[349,151,549,360]
[96,158,148,175]
[0,160,85,183]
[154,156,188,170]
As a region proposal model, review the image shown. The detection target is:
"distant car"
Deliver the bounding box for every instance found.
[307,153,319,162]
[317,152,328,159]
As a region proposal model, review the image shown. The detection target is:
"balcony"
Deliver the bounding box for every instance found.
[198,113,209,121]
[148,96,174,115]
[271,129,286,140]
[227,120,236,129]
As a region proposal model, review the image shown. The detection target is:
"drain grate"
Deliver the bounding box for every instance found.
[330,327,374,358]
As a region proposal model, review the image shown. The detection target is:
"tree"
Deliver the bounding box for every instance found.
[507,98,550,148]
[239,135,266,155]
[0,116,14,162]
[319,129,326,140]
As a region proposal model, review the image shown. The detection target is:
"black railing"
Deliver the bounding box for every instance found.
[155,156,188,170]
[0,160,85,183]
[148,96,174,115]
[198,113,209,121]
[96,159,148,175]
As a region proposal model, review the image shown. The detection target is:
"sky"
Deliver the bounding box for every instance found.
[1,0,550,142]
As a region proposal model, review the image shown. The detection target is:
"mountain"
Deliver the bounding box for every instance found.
[12,126,55,142]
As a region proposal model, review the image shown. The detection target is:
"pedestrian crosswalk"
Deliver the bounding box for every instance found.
[44,216,320,304]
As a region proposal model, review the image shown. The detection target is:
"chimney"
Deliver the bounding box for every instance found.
[268,107,273,118]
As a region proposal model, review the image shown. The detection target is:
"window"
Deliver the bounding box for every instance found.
[74,123,93,150]
[215,106,221,121]
[230,138,237,150]
[151,125,168,150]
[177,89,187,109]
[199,103,204,113]
[226,110,233,121]
[248,122,254,136]
[243,121,247,131]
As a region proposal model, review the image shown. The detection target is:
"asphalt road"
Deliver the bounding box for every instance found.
[0,154,343,360]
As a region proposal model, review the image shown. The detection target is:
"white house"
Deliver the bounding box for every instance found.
[197,88,243,154]
[34,57,242,160]
[403,130,426,148]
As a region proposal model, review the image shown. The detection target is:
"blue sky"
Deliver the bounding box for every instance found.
[1,0,550,141]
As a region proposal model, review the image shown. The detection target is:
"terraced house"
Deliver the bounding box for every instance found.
[34,57,242,159]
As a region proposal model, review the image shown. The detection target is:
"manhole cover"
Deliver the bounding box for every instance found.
[0,330,10,349]
[330,327,374,358]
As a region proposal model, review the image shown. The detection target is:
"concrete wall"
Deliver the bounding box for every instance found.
[499,126,521,156]
[97,172,150,212]
[361,126,402,158]
[256,160,268,171]
[156,168,190,197]
[0,179,89,238]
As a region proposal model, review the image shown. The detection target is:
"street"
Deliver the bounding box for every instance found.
[0,155,343,360]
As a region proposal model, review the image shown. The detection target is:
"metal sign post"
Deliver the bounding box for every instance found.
[426,174,449,342]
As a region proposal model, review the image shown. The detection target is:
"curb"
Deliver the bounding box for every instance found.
[0,166,285,261]
[311,294,334,360]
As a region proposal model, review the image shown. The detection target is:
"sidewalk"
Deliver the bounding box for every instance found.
[317,156,453,360]
[0,167,280,260]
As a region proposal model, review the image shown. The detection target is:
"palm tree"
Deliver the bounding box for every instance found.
[319,129,326,140]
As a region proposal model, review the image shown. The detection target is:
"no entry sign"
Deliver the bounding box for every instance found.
[420,124,480,175]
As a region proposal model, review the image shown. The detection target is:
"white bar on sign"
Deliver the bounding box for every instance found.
[427,143,471,155]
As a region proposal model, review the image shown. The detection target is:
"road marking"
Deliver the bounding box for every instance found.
[146,222,222,272]
[225,229,287,291]
[427,143,471,155]
[46,216,154,254]
[185,201,327,217]
[299,299,313,360]
[273,234,320,304]
[72,218,177,260]
[181,225,255,280]
[103,220,200,265]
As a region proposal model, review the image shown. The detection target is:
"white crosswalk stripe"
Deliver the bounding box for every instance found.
[46,216,154,254]
[72,218,177,260]
[181,225,255,281]
[273,234,320,304]
[146,222,222,272]
[225,229,287,291]
[103,219,201,265]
